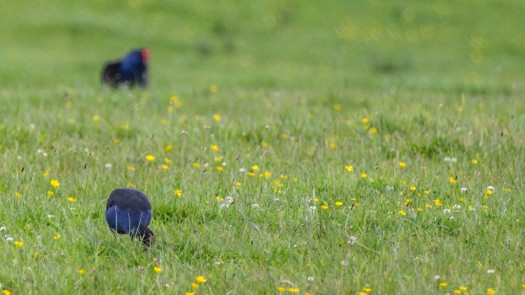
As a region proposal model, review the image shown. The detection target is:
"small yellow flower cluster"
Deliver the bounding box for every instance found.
[246,165,271,180]
[277,287,300,293]
[186,275,207,294]
[453,285,468,294]
[361,117,378,134]
[358,286,373,295]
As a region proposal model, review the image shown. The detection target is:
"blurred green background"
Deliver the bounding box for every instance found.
[1,0,523,95]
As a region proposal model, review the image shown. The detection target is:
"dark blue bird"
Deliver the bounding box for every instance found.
[105,188,154,246]
[101,48,149,88]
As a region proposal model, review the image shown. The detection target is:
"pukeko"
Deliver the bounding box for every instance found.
[105,188,155,247]
[101,48,149,88]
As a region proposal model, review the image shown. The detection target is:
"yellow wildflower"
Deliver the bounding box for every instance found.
[196,276,207,283]
[146,154,155,162]
[50,179,60,188]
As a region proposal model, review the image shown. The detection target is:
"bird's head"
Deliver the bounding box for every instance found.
[141,49,150,65]
[137,225,155,247]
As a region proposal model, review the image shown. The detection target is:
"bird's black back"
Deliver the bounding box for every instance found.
[106,188,152,211]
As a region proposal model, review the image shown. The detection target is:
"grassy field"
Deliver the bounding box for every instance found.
[1,0,524,294]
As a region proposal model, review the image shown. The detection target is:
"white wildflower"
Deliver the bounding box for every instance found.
[443,157,457,163]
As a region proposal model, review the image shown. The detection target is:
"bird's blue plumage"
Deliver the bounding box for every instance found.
[105,188,154,246]
[120,50,147,86]
[105,206,152,235]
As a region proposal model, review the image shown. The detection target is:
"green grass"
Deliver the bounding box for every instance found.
[1,0,524,294]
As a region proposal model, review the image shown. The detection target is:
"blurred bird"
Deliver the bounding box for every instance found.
[105,188,154,247]
[101,48,149,88]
